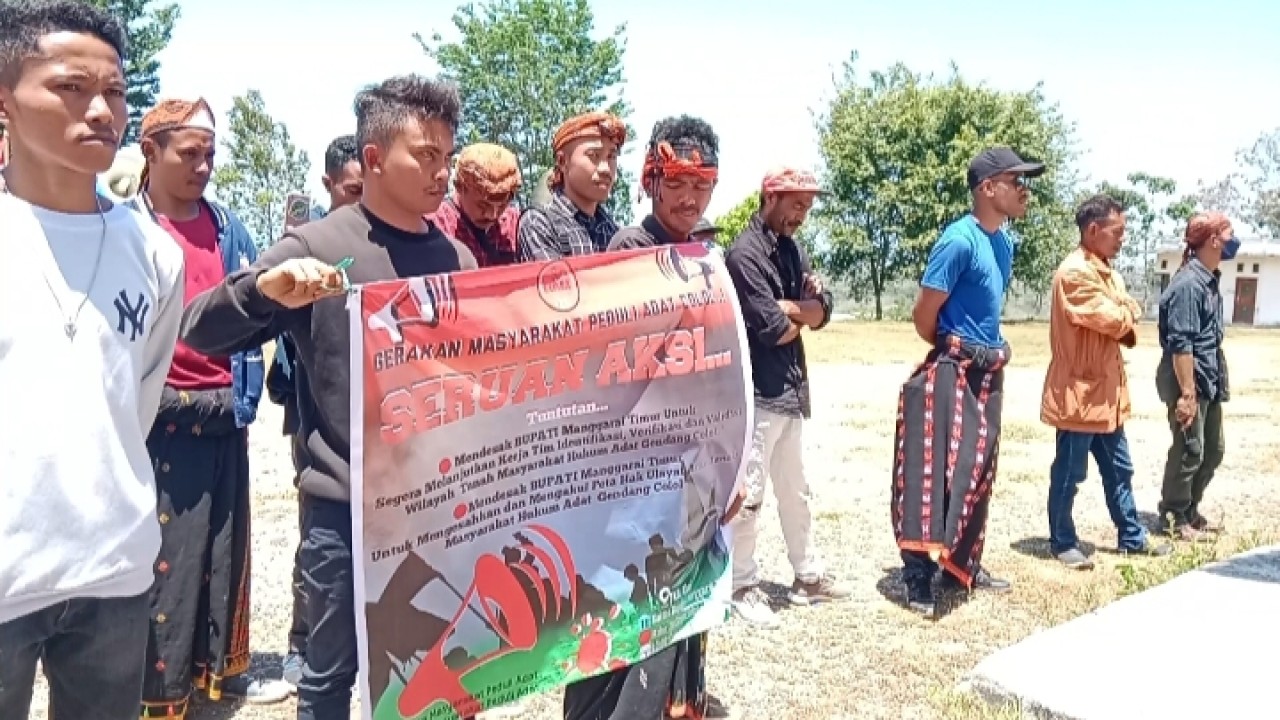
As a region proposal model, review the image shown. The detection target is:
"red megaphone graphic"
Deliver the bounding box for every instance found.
[396,525,577,719]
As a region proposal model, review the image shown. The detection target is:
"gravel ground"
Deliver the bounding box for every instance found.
[24,323,1280,720]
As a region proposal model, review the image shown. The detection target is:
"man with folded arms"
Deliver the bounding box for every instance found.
[1041,194,1171,570]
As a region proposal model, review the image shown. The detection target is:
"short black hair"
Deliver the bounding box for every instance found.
[1075,194,1125,232]
[353,75,461,150]
[649,115,719,166]
[324,134,358,176]
[0,0,126,87]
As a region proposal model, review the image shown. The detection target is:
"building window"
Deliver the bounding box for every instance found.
[1159,273,1170,293]
[1238,262,1245,272]
[1253,263,1260,273]
[1161,259,1168,270]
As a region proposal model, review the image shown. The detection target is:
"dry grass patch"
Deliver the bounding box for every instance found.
[24,321,1275,720]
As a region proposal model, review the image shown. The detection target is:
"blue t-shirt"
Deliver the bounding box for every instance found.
[919,214,1013,348]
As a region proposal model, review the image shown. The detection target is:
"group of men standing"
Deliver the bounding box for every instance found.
[891,149,1235,618]
[181,94,851,720]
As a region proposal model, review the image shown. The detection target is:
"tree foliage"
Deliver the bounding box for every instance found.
[712,193,758,250]
[814,54,1079,319]
[417,0,634,223]
[1191,126,1280,238]
[87,0,180,144]
[211,90,310,250]
[1239,127,1280,236]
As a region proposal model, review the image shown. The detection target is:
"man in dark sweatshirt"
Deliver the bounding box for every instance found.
[179,74,476,720]
[265,132,363,692]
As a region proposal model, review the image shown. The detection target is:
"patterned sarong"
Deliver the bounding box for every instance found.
[891,336,1010,587]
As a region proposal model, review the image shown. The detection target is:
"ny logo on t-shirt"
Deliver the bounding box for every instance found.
[113,289,150,342]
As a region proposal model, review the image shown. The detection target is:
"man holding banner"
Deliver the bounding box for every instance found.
[335,119,749,720]
[723,168,849,629]
[178,74,478,720]
[268,132,365,692]
[589,115,738,720]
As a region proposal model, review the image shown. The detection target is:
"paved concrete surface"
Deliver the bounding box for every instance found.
[961,545,1280,719]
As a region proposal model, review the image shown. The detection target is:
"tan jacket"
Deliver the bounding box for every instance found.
[1041,247,1141,433]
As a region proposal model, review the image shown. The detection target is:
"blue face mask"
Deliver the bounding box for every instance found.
[1221,235,1242,261]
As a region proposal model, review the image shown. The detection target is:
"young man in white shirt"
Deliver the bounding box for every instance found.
[0,2,185,718]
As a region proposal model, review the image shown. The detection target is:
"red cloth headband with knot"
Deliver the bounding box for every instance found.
[640,141,719,198]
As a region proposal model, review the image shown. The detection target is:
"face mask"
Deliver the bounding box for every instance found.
[1221,236,1242,261]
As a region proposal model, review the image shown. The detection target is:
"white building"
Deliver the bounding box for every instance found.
[1154,241,1280,326]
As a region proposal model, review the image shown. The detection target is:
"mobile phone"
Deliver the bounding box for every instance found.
[1182,426,1201,456]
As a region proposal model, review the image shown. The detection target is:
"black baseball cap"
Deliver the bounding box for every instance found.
[967,147,1045,190]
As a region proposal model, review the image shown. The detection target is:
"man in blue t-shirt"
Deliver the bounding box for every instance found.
[892,147,1044,619]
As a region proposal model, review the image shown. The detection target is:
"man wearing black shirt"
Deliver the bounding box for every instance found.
[179,75,476,720]
[581,115,738,720]
[723,168,849,629]
[1156,211,1237,542]
[265,132,363,692]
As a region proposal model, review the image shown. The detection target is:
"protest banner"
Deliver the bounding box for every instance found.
[348,243,752,720]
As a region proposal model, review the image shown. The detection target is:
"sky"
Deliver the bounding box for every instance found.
[157,0,1280,224]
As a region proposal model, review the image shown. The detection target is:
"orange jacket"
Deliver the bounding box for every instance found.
[1041,247,1141,433]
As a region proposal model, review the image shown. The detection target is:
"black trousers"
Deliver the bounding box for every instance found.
[0,594,150,720]
[142,412,251,718]
[562,634,706,720]
[290,490,309,655]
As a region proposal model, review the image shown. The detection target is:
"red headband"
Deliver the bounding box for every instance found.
[640,141,719,198]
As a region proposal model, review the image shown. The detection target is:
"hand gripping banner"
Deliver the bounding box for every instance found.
[348,243,752,719]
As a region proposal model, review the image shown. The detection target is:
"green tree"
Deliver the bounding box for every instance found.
[211,90,310,250]
[815,55,1079,319]
[1092,172,1178,307]
[712,193,758,250]
[1166,195,1198,225]
[1238,127,1280,236]
[417,0,635,223]
[88,0,181,144]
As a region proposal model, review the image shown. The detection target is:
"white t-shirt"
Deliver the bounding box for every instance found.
[0,192,184,623]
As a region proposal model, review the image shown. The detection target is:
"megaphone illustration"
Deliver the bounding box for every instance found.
[657,245,716,290]
[395,524,577,719]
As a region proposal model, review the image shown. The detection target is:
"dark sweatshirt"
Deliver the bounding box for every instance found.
[179,203,478,502]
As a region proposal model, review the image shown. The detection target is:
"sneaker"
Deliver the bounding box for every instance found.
[221,676,292,705]
[940,567,1011,593]
[281,651,304,693]
[971,567,1012,592]
[1055,548,1094,570]
[1120,537,1174,557]
[730,586,779,627]
[904,576,936,619]
[788,574,852,605]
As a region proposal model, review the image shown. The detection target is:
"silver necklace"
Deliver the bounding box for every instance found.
[0,171,108,340]
[39,196,109,341]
